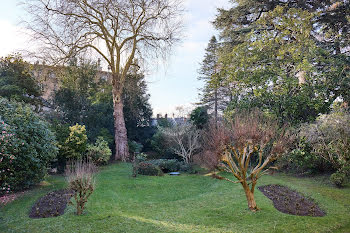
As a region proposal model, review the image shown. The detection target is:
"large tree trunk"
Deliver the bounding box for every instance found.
[112,87,129,161]
[214,88,218,123]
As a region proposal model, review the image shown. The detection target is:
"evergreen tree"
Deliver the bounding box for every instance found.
[0,54,42,110]
[198,36,231,121]
[213,1,350,124]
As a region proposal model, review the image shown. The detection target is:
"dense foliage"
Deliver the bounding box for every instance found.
[86,137,112,165]
[0,98,57,192]
[137,162,164,176]
[52,62,153,154]
[148,159,181,173]
[191,0,350,190]
[0,55,42,110]
[190,106,209,129]
[300,109,350,186]
[200,1,350,125]
[61,124,88,160]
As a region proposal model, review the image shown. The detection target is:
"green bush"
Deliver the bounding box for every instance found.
[330,172,347,188]
[179,163,204,174]
[86,137,112,165]
[278,138,333,175]
[61,124,88,160]
[150,130,179,160]
[137,162,163,176]
[149,159,180,173]
[49,120,70,173]
[0,98,58,192]
[132,153,148,177]
[129,140,143,154]
[301,109,350,186]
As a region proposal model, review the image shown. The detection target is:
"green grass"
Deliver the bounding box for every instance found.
[1,163,350,233]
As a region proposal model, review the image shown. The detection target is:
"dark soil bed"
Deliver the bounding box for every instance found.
[29,189,74,218]
[258,184,326,217]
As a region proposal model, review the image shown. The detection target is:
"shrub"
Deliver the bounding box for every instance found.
[278,138,333,175]
[137,162,163,176]
[300,109,350,186]
[330,172,347,188]
[86,137,112,165]
[199,120,232,170]
[179,162,192,173]
[65,160,96,215]
[157,159,180,173]
[179,163,204,174]
[0,98,58,193]
[132,153,148,177]
[61,124,88,160]
[50,120,70,173]
[129,140,143,154]
[150,131,169,157]
[148,159,181,173]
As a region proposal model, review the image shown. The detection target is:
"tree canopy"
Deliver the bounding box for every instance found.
[205,0,350,124]
[24,0,185,160]
[0,54,42,110]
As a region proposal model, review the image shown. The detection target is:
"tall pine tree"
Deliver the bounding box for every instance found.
[198,36,232,121]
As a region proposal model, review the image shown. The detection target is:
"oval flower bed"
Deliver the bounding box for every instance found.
[258,184,326,217]
[29,189,74,218]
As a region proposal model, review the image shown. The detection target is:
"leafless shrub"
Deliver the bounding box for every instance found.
[65,159,96,215]
[161,122,201,164]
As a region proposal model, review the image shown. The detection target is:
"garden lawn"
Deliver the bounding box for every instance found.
[1,163,350,233]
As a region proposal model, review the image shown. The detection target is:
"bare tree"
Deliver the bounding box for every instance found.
[161,122,201,164]
[23,0,185,161]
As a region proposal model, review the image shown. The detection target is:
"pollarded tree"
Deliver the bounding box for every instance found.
[24,0,184,161]
[204,110,292,211]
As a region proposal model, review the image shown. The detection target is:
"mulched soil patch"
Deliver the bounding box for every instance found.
[29,189,74,218]
[258,184,326,217]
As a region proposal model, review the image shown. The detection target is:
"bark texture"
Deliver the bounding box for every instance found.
[113,88,129,161]
[243,182,258,211]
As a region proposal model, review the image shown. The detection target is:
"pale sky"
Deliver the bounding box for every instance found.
[0,0,231,116]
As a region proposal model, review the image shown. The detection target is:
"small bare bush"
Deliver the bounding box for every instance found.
[65,160,96,215]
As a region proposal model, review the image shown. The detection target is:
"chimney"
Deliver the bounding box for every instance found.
[165,114,168,119]
[157,114,160,119]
